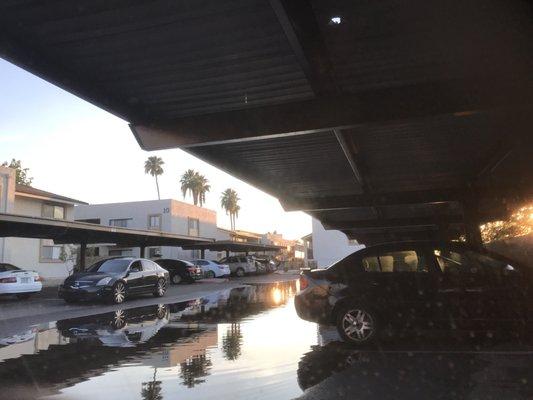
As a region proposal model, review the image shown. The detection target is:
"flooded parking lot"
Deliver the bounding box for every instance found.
[0,280,532,400]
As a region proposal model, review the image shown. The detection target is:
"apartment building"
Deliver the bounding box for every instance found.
[75,199,229,261]
[0,166,87,278]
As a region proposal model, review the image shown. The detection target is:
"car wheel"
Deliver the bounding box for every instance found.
[206,270,216,279]
[235,268,245,277]
[336,303,378,345]
[16,293,31,300]
[153,278,167,297]
[171,274,182,284]
[111,281,127,304]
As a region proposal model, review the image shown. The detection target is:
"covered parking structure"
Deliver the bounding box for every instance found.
[0,213,213,270]
[181,240,284,259]
[1,1,532,245]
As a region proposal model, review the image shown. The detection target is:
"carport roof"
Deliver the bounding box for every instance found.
[0,213,213,247]
[181,241,283,253]
[2,1,532,244]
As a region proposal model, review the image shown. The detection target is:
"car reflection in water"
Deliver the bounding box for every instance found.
[296,325,533,400]
[57,304,170,347]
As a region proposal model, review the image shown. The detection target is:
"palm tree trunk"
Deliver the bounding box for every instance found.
[155,175,161,200]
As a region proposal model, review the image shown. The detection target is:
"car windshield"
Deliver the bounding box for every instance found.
[93,259,131,273]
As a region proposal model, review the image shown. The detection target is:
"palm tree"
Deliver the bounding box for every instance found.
[220,188,240,231]
[144,156,164,200]
[180,170,210,207]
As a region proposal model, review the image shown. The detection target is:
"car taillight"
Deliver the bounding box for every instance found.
[187,267,195,273]
[34,276,42,282]
[299,275,309,291]
[0,277,17,283]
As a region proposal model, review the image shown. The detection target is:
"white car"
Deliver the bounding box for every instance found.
[192,259,230,278]
[0,263,42,299]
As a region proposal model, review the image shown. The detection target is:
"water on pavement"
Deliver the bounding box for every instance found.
[0,280,532,400]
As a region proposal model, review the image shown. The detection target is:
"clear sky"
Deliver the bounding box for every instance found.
[0,59,311,239]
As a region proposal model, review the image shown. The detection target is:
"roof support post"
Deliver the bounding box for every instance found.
[463,198,483,247]
[79,242,87,272]
[140,245,146,258]
[225,250,230,258]
[200,249,205,259]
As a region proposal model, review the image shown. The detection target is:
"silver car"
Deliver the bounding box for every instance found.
[220,256,258,277]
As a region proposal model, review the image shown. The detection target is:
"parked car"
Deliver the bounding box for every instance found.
[219,255,258,277]
[58,257,169,304]
[192,259,230,278]
[255,257,277,273]
[154,258,202,284]
[0,263,42,299]
[295,241,532,345]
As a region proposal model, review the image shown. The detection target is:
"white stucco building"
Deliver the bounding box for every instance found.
[311,218,364,268]
[75,199,229,261]
[0,166,87,279]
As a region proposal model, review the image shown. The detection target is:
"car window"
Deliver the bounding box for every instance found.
[362,250,428,273]
[434,249,517,275]
[0,263,20,272]
[239,257,248,263]
[195,260,207,266]
[96,259,132,273]
[141,260,156,271]
[129,260,143,272]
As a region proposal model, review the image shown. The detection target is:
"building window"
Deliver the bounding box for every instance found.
[188,218,200,237]
[40,239,63,262]
[148,247,162,258]
[42,204,65,220]
[109,218,131,228]
[108,248,133,257]
[148,214,162,230]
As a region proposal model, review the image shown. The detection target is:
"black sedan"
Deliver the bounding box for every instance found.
[295,241,532,345]
[58,257,169,304]
[154,258,203,284]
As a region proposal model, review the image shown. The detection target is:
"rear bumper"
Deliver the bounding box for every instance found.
[58,284,111,300]
[294,292,333,325]
[0,282,42,294]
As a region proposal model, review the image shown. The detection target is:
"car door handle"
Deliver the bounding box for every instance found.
[438,288,461,293]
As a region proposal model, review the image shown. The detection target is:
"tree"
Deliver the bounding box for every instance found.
[144,156,164,200]
[481,204,533,243]
[179,354,212,388]
[180,169,210,207]
[141,368,163,400]
[220,189,240,231]
[222,323,243,361]
[1,159,33,186]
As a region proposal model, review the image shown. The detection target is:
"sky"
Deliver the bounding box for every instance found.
[0,59,311,239]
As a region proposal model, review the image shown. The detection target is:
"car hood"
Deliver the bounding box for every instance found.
[64,272,118,285]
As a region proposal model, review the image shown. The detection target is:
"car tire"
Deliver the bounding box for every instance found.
[63,297,77,304]
[206,270,216,279]
[110,281,127,304]
[336,303,379,345]
[171,274,182,285]
[235,268,245,277]
[16,293,31,300]
[153,278,167,297]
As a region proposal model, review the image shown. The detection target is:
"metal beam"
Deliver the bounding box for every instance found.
[322,215,464,230]
[333,129,363,185]
[131,78,533,150]
[269,0,338,96]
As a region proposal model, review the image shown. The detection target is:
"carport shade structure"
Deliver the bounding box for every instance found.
[0,213,214,270]
[1,0,533,245]
[181,241,284,258]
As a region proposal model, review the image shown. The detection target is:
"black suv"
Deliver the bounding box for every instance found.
[295,241,531,344]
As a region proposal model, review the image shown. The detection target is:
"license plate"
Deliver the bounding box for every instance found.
[20,277,31,284]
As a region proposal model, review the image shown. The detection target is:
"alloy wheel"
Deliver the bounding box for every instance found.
[236,268,245,277]
[157,279,166,296]
[341,309,375,342]
[113,282,126,304]
[172,274,182,284]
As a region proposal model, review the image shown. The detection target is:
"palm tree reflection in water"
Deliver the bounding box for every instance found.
[141,368,163,400]
[222,323,243,361]
[180,354,213,388]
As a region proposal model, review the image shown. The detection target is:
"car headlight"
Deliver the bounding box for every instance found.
[96,277,113,286]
